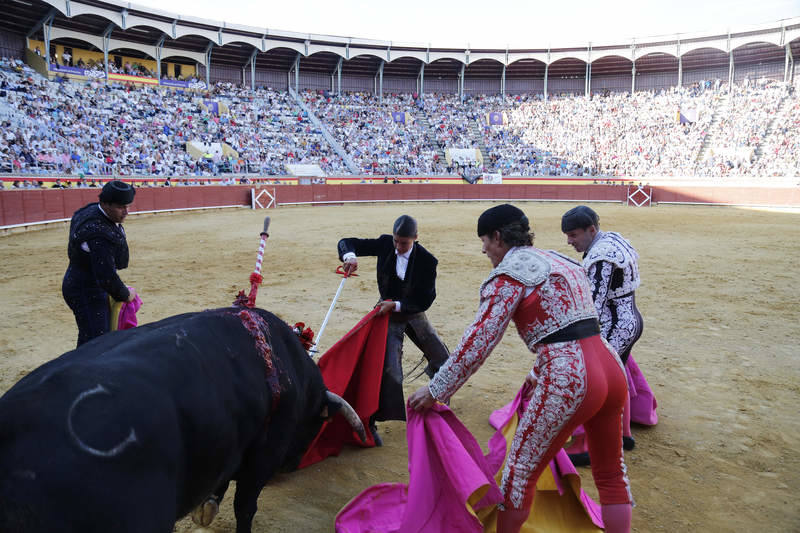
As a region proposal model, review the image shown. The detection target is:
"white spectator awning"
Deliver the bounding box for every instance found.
[287,163,326,177]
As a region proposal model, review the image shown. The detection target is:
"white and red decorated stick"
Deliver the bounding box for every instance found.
[246,217,270,308]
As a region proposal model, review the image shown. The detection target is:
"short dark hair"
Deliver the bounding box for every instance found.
[393,215,417,237]
[561,205,599,232]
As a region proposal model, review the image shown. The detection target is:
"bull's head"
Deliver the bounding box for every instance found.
[279,390,367,474]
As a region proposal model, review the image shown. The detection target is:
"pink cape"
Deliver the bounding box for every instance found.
[335,386,603,532]
[109,288,142,331]
[626,355,659,426]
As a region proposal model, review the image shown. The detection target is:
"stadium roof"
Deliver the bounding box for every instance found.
[2,0,799,79]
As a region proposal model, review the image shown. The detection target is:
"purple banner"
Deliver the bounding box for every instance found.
[49,64,106,79]
[488,112,503,126]
[204,100,219,115]
[391,111,406,124]
[160,79,207,90]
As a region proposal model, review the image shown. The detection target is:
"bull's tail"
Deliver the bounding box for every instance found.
[67,384,138,458]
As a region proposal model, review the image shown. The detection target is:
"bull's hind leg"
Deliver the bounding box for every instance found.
[191,481,229,527]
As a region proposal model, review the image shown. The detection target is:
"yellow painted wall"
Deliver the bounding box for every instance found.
[28,39,197,79]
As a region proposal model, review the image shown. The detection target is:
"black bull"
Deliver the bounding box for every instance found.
[0,307,365,533]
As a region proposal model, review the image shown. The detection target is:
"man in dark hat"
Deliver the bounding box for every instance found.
[62,180,137,347]
[337,214,449,445]
[561,205,645,462]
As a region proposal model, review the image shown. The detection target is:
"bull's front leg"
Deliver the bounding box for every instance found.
[232,461,280,533]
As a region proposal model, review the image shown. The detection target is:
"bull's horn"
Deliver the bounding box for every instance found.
[325,391,367,443]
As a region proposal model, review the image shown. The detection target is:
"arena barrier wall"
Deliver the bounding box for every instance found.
[270,184,630,205]
[2,183,797,229]
[0,186,252,228]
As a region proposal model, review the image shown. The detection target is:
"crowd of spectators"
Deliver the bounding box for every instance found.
[225,86,348,175]
[484,86,718,177]
[697,79,789,177]
[0,61,348,177]
[751,88,800,176]
[301,90,448,175]
[424,93,480,149]
[1,53,798,181]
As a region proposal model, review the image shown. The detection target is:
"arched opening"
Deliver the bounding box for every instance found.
[732,41,786,83]
[159,54,200,82]
[681,47,729,88]
[464,58,503,95]
[506,58,546,95]
[293,50,339,92]
[425,57,464,94]
[548,57,586,97]
[341,53,383,93]
[49,36,99,69]
[383,56,423,94]
[590,54,632,95]
[635,52,679,92]
[107,47,156,77]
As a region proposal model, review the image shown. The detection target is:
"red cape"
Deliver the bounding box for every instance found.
[300,309,389,468]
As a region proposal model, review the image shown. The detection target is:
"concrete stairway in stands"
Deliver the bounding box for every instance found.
[415,113,446,161]
[289,87,360,174]
[469,118,489,163]
[696,92,728,163]
[752,92,789,163]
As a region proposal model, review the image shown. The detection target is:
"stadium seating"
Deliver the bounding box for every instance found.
[1,54,798,180]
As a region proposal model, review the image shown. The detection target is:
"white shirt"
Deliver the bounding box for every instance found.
[342,247,411,312]
[395,248,410,281]
[393,248,412,312]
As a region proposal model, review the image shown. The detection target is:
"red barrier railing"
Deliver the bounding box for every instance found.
[2,183,797,229]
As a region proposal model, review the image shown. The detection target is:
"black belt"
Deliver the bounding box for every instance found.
[609,291,635,301]
[540,318,600,344]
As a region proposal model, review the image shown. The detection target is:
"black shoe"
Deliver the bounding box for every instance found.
[623,436,635,451]
[369,423,383,447]
[568,452,591,467]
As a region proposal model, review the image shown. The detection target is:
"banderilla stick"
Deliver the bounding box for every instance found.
[245,216,271,308]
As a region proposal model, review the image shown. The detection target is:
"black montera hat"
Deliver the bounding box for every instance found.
[561,205,599,233]
[477,204,528,237]
[99,180,135,205]
[393,215,418,237]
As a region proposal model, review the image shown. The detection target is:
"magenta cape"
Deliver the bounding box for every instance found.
[335,386,603,532]
[109,288,142,331]
[626,355,658,426]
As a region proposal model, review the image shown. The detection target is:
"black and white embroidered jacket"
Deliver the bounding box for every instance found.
[582,231,643,362]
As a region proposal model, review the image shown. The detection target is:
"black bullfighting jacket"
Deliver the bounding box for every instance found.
[337,234,439,314]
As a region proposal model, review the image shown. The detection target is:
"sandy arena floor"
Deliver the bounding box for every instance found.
[1,202,798,532]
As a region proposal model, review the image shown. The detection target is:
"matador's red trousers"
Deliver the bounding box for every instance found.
[501,334,633,509]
